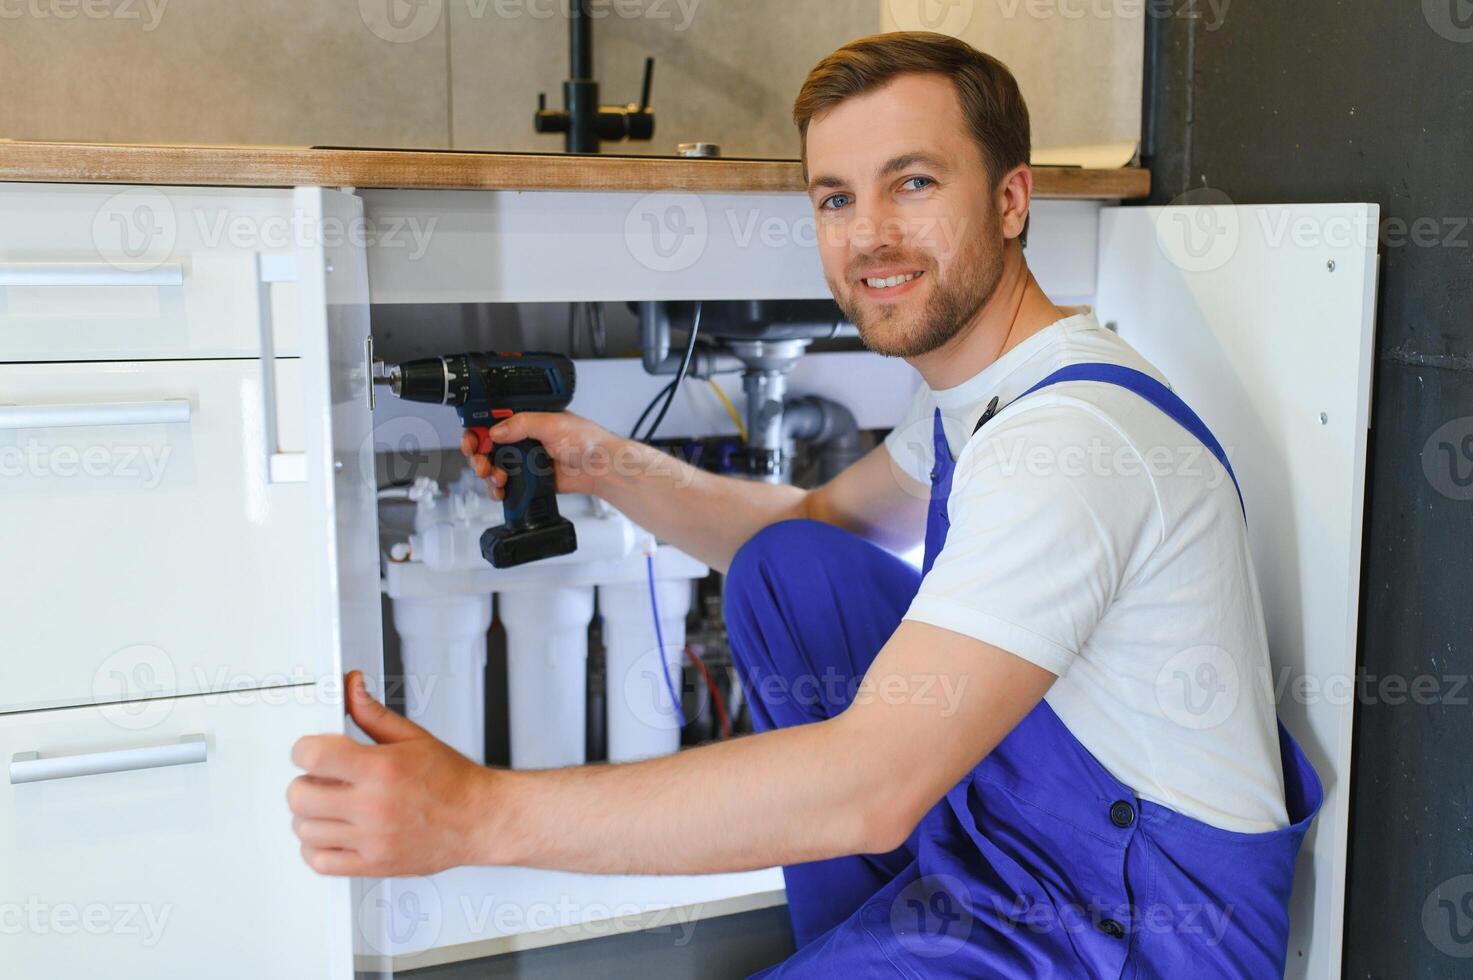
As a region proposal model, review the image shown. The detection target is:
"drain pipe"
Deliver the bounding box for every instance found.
[728,339,809,483]
[784,395,861,483]
[639,301,742,378]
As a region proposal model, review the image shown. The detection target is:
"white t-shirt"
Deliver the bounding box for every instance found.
[884,307,1289,833]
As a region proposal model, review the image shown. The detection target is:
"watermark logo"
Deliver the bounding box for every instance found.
[359,0,443,43]
[1424,874,1473,957]
[624,193,708,273]
[1155,645,1239,731]
[887,874,973,958]
[92,188,177,271]
[0,0,170,31]
[988,895,1234,943]
[1422,417,1473,501]
[0,898,173,945]
[193,207,436,258]
[472,0,700,29]
[458,894,703,943]
[983,432,1233,488]
[0,437,173,489]
[883,411,955,503]
[360,415,447,494]
[740,665,969,717]
[93,644,178,730]
[888,0,976,33]
[1424,0,1473,42]
[990,0,1232,31]
[619,643,684,731]
[359,876,443,954]
[1155,187,1240,273]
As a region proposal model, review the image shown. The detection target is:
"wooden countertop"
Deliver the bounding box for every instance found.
[0,140,1149,199]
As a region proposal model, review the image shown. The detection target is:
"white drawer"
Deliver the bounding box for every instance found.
[0,183,300,361]
[0,358,330,713]
[0,689,351,979]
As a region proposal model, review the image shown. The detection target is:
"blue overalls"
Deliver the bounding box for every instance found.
[726,363,1324,979]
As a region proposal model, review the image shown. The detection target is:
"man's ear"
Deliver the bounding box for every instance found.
[997,164,1033,247]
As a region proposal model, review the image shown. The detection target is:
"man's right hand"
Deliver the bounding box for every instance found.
[459,411,616,501]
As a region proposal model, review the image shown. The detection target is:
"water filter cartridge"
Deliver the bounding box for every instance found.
[389,593,492,765]
[600,577,693,762]
[498,586,595,769]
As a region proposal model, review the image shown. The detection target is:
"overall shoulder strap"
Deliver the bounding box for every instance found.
[974,361,1246,521]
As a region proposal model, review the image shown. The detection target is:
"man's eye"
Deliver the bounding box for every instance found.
[821,193,852,211]
[901,176,934,192]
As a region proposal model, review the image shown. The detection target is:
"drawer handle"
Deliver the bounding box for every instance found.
[0,399,191,430]
[10,734,208,785]
[0,262,185,288]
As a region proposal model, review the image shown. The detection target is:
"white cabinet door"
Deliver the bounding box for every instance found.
[290,187,391,976]
[0,358,317,713]
[1096,203,1380,980]
[0,690,352,979]
[0,183,301,362]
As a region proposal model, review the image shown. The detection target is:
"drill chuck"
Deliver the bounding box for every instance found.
[379,357,454,405]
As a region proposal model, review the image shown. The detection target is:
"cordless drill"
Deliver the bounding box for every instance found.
[377,352,578,568]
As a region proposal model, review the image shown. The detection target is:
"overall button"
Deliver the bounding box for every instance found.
[1098,918,1126,939]
[1109,800,1136,828]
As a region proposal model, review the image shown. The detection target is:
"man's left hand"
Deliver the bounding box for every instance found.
[287,671,495,877]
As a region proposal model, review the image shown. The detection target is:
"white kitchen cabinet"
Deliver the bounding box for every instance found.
[0,690,352,979]
[2,185,385,979]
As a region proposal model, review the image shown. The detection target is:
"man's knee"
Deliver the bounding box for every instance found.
[725,519,855,618]
[725,518,919,620]
[725,520,839,657]
[730,518,830,584]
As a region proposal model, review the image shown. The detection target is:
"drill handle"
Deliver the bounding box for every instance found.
[491,438,562,530]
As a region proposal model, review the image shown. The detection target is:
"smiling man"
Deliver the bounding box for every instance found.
[289,32,1322,977]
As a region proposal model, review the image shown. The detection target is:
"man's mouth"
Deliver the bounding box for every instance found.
[858,269,926,295]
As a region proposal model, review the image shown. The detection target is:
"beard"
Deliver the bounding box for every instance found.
[831,220,1004,359]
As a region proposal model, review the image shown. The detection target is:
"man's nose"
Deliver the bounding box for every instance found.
[849,196,905,254]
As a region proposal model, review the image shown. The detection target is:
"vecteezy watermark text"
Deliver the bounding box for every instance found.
[0,0,168,31]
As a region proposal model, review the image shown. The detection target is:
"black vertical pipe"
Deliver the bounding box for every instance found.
[565,0,598,153]
[570,0,591,80]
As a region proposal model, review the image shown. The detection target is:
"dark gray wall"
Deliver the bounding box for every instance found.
[1145,3,1473,976]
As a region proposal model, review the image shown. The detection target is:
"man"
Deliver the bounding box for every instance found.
[289,32,1321,977]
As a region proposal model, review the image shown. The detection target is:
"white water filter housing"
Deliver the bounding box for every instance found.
[390,593,491,765]
[384,476,708,770]
[601,576,694,762]
[497,586,596,769]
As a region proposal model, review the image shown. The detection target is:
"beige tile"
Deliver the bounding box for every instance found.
[0,0,451,147]
[445,0,569,154]
[884,0,1144,153]
[449,0,881,157]
[1,0,1138,161]
[0,0,1143,159]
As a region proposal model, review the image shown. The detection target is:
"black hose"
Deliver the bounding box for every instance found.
[636,302,703,443]
[630,380,677,440]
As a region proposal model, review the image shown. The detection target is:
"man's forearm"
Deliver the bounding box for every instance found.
[469,719,891,876]
[594,435,809,573]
